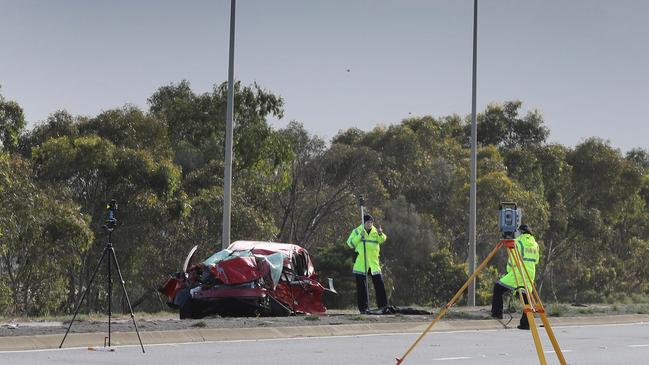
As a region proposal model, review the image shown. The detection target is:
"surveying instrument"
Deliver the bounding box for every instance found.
[396,202,566,364]
[59,199,145,353]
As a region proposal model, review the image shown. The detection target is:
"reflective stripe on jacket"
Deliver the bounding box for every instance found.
[498,233,540,291]
[346,224,387,275]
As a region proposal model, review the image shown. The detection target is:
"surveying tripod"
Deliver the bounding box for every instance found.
[59,200,145,353]
[396,238,567,365]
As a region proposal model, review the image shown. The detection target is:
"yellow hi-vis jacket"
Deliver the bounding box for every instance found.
[346,224,387,275]
[498,233,540,292]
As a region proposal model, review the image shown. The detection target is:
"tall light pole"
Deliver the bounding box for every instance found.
[467,0,478,306]
[222,0,236,250]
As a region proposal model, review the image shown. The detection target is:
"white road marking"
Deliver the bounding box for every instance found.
[2,321,647,354]
[628,344,649,348]
[432,356,472,361]
[554,322,649,330]
[0,346,93,354]
[544,349,572,353]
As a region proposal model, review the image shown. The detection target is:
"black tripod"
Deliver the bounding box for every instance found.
[59,200,145,353]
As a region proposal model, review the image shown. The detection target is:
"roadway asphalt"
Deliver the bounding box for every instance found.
[1,321,648,364]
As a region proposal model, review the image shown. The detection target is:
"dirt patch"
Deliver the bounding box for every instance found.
[3,303,638,338]
[0,308,456,337]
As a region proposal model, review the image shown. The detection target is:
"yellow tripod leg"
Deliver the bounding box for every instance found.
[510,245,567,365]
[395,241,504,364]
[538,312,568,365]
[395,239,569,365]
[507,248,547,365]
[527,309,548,365]
[512,250,567,364]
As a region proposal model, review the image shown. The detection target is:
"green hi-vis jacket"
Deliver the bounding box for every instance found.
[498,233,540,292]
[346,224,387,275]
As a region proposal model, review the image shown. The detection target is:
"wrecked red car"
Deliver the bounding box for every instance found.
[159,240,336,319]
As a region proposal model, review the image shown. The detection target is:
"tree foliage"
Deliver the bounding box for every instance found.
[0,88,26,153]
[0,154,93,314]
[0,82,647,315]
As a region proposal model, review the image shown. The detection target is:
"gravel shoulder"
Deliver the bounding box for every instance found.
[2,303,647,338]
[0,309,439,337]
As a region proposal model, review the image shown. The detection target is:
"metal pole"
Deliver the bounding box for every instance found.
[222,0,236,250]
[467,0,478,306]
[107,231,112,347]
[360,205,369,310]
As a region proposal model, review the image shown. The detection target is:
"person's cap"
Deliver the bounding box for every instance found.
[363,214,374,223]
[519,224,531,234]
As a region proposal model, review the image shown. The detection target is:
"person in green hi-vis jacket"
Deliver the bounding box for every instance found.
[491,224,540,330]
[346,214,388,313]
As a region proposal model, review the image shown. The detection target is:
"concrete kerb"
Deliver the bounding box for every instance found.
[2,314,648,351]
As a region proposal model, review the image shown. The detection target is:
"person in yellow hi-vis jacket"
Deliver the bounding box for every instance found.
[491,224,540,330]
[346,214,388,313]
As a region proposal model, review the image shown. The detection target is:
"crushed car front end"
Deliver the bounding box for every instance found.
[159,241,332,319]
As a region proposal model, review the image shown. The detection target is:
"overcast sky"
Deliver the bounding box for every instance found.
[1,0,647,151]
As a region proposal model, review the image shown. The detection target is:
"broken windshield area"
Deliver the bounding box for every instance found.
[202,249,234,266]
[260,252,284,288]
[202,249,262,265]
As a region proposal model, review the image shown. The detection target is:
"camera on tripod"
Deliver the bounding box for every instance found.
[60,197,145,352]
[499,202,521,239]
[104,199,118,230]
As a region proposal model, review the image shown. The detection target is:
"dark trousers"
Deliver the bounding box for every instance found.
[355,272,388,312]
[491,282,529,328]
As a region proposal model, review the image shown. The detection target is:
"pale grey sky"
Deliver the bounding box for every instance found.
[1,0,647,151]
